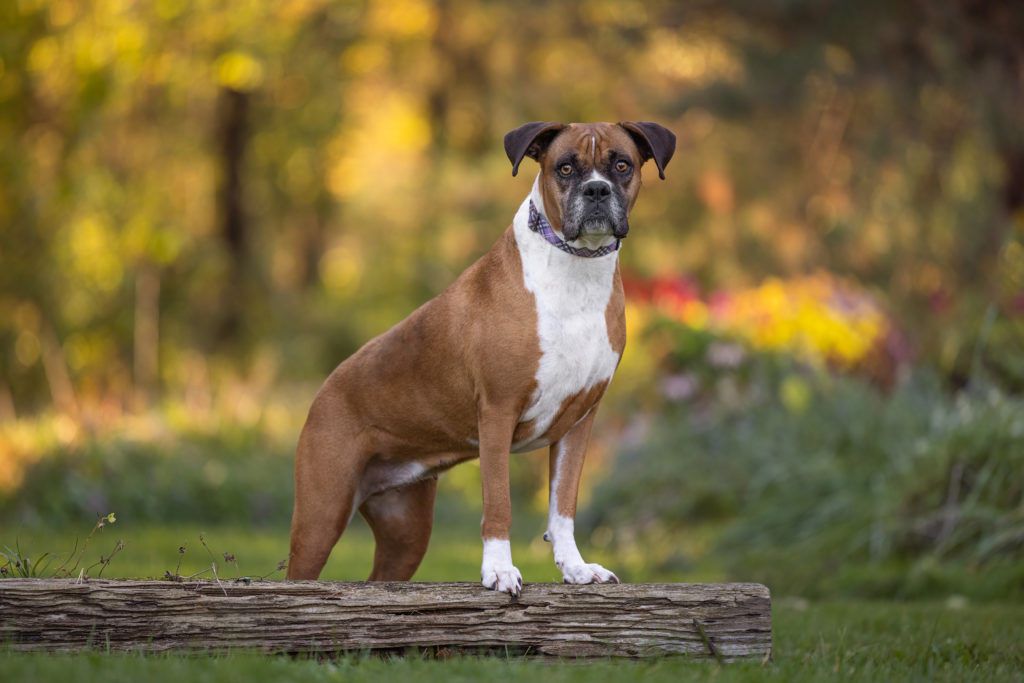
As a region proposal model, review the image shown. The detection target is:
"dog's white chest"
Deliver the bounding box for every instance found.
[511,191,620,451]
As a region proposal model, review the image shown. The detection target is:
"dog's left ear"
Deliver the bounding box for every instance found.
[619,121,676,180]
[504,121,566,176]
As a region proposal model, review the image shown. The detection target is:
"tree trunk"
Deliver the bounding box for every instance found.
[217,87,250,344]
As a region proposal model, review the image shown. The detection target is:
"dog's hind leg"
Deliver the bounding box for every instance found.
[360,476,437,581]
[286,400,363,580]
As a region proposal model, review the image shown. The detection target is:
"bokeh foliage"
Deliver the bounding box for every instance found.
[1,0,1023,416]
[587,366,1024,599]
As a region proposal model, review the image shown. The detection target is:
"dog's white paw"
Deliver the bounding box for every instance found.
[560,562,620,585]
[481,539,523,596]
[482,565,523,596]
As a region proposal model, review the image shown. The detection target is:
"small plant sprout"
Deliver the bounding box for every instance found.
[85,540,125,578]
[158,536,287,585]
[1,542,55,578]
[223,552,239,578]
[54,512,119,578]
[256,558,289,581]
[2,514,122,580]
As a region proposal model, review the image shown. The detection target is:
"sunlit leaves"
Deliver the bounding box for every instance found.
[645,28,745,86]
[1,0,1021,415]
[366,0,437,39]
[215,51,264,91]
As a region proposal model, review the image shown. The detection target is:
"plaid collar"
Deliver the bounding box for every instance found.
[528,201,621,258]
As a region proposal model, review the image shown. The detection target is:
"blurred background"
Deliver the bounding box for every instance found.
[1,0,1022,598]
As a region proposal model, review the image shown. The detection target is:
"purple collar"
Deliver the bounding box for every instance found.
[528,201,621,258]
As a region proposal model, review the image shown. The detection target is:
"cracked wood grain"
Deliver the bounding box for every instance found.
[0,580,771,660]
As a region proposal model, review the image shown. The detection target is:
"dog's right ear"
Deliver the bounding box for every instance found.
[504,121,566,176]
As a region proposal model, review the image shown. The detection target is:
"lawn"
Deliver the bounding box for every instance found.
[3,523,1023,681]
[1,518,590,584]
[3,599,1021,682]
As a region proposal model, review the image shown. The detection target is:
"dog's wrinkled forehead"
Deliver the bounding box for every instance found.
[542,123,642,170]
[505,119,675,180]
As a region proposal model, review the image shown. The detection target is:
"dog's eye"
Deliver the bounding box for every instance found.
[615,160,631,173]
[559,163,573,176]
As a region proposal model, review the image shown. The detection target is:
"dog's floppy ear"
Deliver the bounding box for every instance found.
[619,121,676,180]
[504,121,566,176]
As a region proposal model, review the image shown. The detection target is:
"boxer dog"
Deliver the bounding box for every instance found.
[287,121,675,595]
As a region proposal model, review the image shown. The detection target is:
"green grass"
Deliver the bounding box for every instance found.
[3,601,1022,681]
[4,523,1022,680]
[2,517,612,584]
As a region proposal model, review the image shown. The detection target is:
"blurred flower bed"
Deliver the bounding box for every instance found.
[623,270,905,385]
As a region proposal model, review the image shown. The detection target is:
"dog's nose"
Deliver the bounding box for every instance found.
[581,180,611,203]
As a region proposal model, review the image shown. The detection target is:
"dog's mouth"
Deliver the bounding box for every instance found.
[563,206,629,242]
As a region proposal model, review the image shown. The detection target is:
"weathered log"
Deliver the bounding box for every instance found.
[0,579,771,660]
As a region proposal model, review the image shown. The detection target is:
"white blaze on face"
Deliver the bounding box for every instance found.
[574,163,621,242]
[509,179,620,452]
[587,168,613,188]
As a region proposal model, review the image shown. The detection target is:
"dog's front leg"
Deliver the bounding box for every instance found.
[546,408,620,585]
[478,403,523,596]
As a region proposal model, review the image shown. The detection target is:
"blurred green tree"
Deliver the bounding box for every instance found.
[0,0,1021,418]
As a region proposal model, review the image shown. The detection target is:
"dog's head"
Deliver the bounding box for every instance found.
[504,121,675,241]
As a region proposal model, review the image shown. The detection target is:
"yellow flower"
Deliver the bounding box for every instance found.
[640,270,889,368]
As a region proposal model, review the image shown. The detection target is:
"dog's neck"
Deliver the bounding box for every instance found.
[510,178,621,453]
